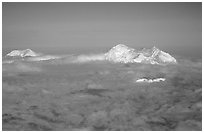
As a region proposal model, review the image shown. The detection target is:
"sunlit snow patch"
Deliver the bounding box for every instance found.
[136,78,165,83]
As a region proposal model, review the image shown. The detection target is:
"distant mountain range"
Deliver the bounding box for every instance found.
[4,44,177,65]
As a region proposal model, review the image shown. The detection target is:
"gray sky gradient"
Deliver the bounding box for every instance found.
[2,2,202,58]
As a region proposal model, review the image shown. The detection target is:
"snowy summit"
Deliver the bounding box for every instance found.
[5,49,60,62]
[6,49,40,57]
[105,44,137,63]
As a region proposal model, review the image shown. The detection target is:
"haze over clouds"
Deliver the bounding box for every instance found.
[2,3,201,59]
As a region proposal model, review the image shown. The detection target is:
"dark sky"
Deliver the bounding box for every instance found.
[2,2,202,58]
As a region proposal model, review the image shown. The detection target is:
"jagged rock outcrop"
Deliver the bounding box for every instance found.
[105,44,177,65]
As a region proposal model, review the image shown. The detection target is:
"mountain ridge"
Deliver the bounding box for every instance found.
[105,44,177,65]
[4,44,177,65]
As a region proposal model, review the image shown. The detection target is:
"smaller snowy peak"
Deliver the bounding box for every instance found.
[4,49,63,63]
[137,46,177,64]
[157,50,177,63]
[6,49,40,57]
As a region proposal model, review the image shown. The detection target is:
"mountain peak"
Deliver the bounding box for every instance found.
[105,44,137,63]
[6,49,40,57]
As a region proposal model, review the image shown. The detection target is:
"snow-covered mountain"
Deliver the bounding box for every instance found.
[3,45,177,65]
[6,49,40,57]
[105,44,137,63]
[105,44,177,65]
[4,49,61,63]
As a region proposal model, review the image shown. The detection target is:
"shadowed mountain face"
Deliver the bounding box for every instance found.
[2,45,201,131]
